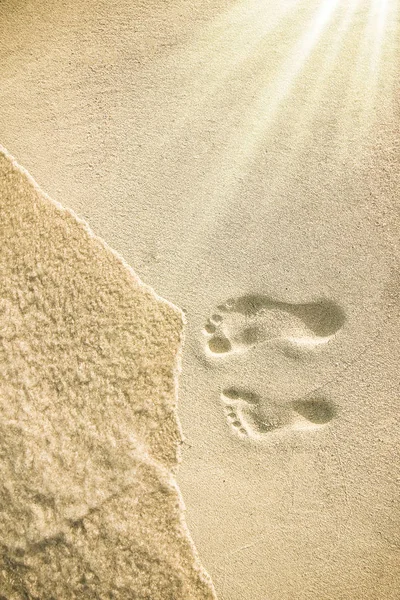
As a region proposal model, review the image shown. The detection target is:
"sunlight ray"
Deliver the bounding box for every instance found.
[247,0,343,134]
[370,0,390,74]
[195,0,346,205]
[146,0,307,154]
[338,0,399,152]
[138,0,399,262]
[178,0,365,257]
[247,0,364,203]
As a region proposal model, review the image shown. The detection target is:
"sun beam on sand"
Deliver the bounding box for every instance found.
[171,0,399,244]
[210,0,397,170]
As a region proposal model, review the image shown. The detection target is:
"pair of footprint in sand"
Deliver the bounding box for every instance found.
[203,294,344,439]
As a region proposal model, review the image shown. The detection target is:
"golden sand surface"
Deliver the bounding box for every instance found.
[1,0,400,598]
[0,148,216,598]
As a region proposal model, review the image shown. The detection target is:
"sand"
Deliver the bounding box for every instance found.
[0,0,400,598]
[0,147,216,598]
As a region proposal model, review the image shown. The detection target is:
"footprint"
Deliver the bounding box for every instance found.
[291,398,336,425]
[204,295,345,356]
[221,387,335,439]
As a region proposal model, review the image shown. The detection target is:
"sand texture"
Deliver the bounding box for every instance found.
[0,147,216,599]
[1,0,400,598]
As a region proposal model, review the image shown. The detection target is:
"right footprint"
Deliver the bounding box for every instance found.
[221,387,336,439]
[204,295,345,356]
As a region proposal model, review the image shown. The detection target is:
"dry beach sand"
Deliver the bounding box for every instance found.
[1,0,400,598]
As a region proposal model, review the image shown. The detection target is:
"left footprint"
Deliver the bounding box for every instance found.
[221,388,335,439]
